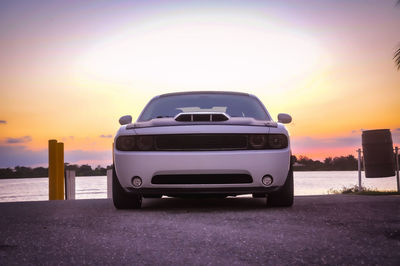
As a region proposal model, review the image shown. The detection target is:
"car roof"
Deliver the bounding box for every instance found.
[158,91,250,98]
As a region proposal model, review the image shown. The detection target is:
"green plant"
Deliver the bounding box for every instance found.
[328,185,399,195]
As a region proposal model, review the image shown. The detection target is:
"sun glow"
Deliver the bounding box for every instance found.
[77,11,326,93]
[2,1,398,168]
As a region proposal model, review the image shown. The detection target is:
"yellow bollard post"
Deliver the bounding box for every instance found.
[48,140,57,200]
[56,142,65,200]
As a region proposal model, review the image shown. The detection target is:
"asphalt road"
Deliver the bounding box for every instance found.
[0,195,399,265]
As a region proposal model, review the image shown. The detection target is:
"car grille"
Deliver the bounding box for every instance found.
[155,134,248,151]
[151,174,253,184]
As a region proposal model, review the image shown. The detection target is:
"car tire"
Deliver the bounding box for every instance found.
[266,166,293,207]
[112,166,142,209]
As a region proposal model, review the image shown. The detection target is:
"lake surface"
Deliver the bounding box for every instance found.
[0,171,398,202]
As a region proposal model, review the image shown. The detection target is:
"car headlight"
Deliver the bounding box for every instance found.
[249,135,267,149]
[248,134,288,149]
[137,135,154,151]
[116,135,136,151]
[268,134,288,149]
[116,135,155,151]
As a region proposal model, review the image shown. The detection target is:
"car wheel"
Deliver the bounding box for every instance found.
[266,166,293,207]
[112,167,142,209]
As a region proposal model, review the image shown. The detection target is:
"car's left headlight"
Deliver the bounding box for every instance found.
[249,134,288,149]
[267,134,288,149]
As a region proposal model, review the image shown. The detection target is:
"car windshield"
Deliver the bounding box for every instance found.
[138,93,270,121]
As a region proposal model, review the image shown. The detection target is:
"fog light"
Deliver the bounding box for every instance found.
[262,175,273,186]
[132,176,142,188]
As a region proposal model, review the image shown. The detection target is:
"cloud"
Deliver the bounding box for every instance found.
[99,134,113,138]
[0,120,6,124]
[65,149,111,163]
[291,135,361,151]
[351,129,363,134]
[0,145,112,168]
[293,127,400,151]
[0,145,47,168]
[6,136,32,144]
[292,127,400,158]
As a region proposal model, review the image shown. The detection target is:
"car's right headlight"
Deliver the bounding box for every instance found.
[116,135,155,151]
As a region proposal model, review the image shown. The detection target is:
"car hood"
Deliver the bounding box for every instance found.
[116,118,288,137]
[128,117,277,129]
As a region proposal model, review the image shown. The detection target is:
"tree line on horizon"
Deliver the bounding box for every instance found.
[0,163,112,179]
[0,154,370,179]
[292,155,359,171]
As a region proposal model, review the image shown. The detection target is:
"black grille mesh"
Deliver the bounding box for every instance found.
[155,134,248,151]
[152,174,253,184]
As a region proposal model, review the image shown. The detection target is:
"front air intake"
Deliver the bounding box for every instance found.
[152,174,253,184]
[175,112,229,122]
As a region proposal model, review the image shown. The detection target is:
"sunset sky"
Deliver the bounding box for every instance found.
[0,0,399,167]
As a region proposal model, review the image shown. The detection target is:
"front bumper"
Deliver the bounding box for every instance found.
[114,148,291,193]
[127,186,280,196]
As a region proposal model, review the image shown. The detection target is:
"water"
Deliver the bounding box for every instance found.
[0,172,398,202]
[0,176,107,202]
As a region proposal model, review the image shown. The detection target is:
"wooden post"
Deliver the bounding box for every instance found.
[48,140,65,200]
[48,140,57,200]
[56,142,64,200]
[66,170,76,200]
[107,169,113,199]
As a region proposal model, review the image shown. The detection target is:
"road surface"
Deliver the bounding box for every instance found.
[0,195,399,265]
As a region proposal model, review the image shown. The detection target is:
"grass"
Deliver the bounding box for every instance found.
[328,185,400,195]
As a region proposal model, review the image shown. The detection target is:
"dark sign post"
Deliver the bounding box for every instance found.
[357,129,399,193]
[357,148,362,191]
[362,129,395,178]
[396,147,400,192]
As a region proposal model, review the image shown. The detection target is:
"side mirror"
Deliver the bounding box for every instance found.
[277,113,292,124]
[119,115,132,125]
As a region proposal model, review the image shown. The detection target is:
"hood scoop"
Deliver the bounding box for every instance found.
[127,114,277,129]
[175,112,229,122]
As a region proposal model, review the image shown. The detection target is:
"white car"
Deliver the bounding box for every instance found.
[112,91,293,209]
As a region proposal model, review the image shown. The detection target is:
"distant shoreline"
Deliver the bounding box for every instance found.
[0,154,364,179]
[0,169,366,180]
[0,176,107,179]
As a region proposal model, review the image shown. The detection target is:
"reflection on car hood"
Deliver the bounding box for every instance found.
[127,117,277,129]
